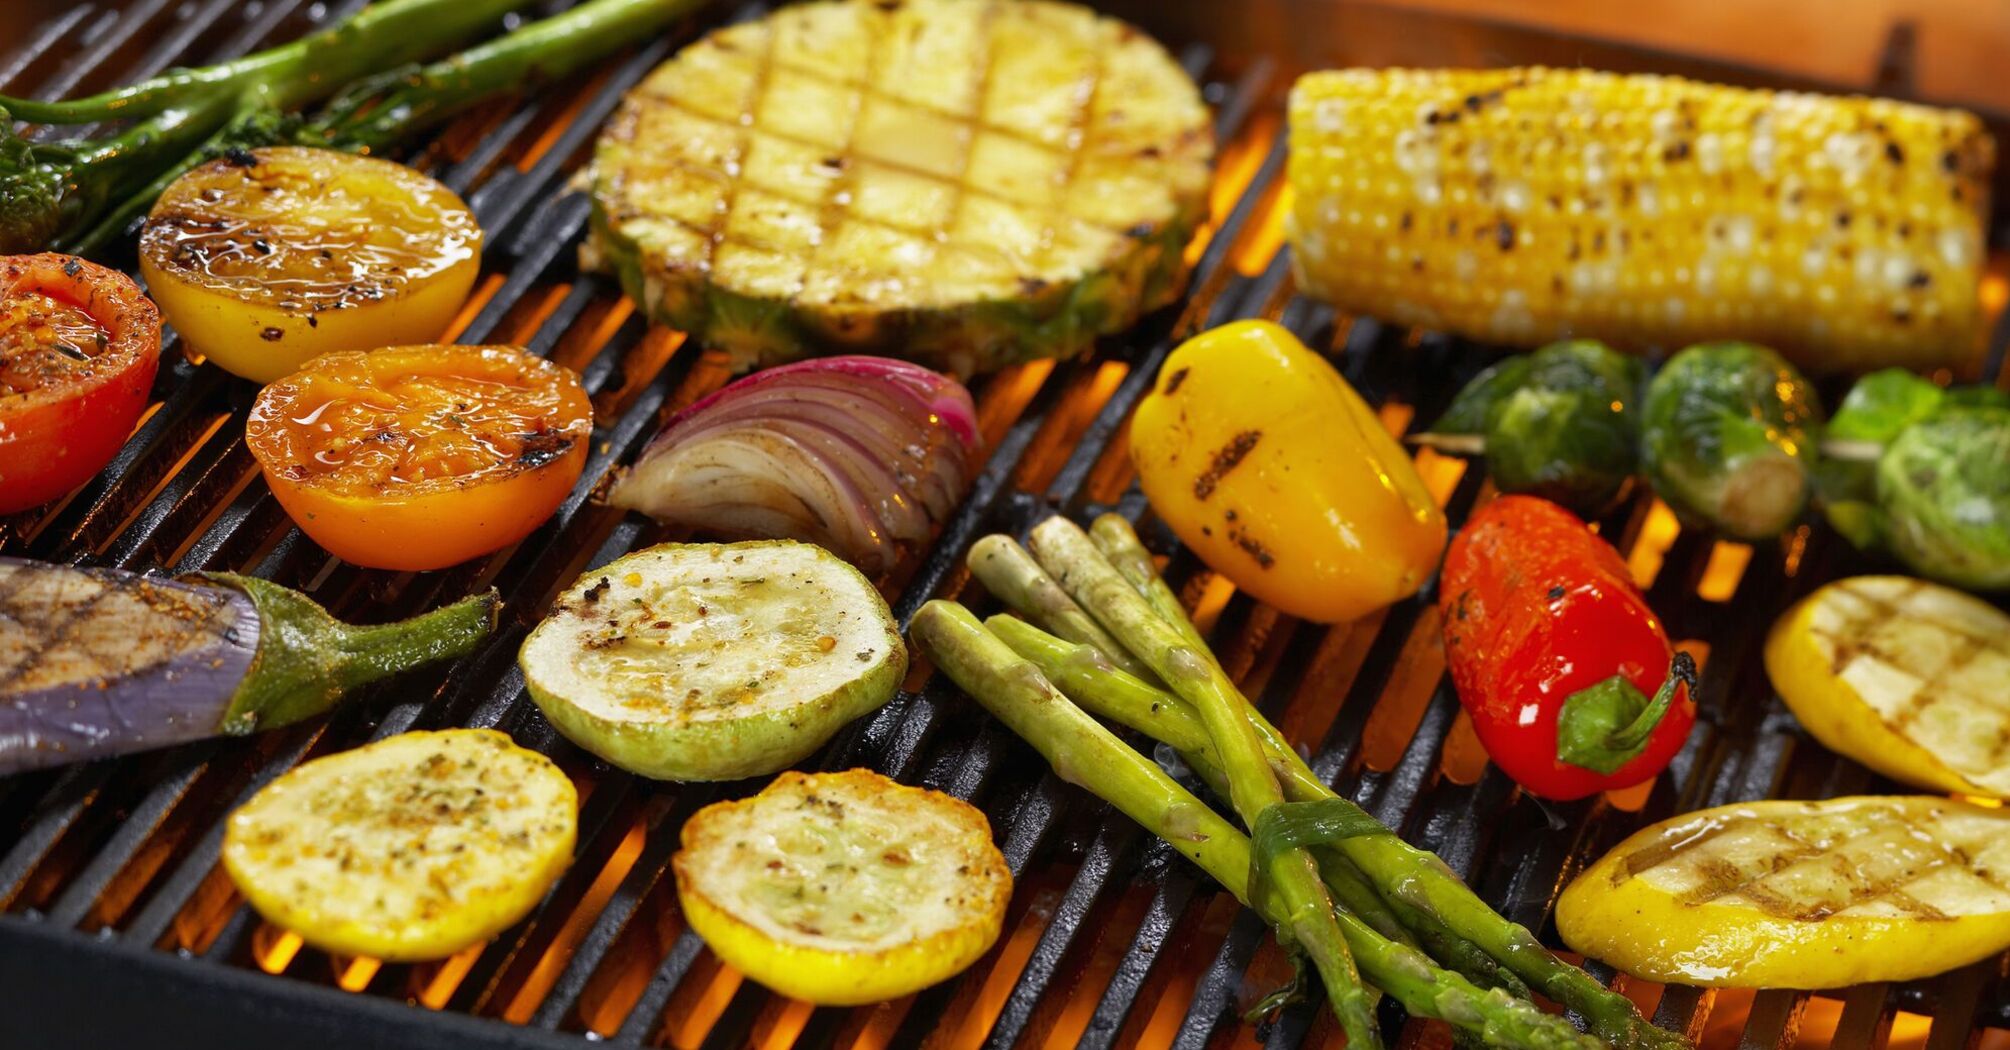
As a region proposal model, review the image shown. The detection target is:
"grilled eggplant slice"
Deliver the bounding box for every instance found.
[223,729,577,961]
[1557,796,2010,987]
[518,541,906,781]
[673,768,1011,1004]
[0,558,496,775]
[583,0,1213,376]
[1766,576,2010,798]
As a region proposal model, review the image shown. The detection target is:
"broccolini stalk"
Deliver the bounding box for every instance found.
[1025,516,1380,1050]
[910,601,1603,1050]
[984,611,1678,1050]
[0,0,519,125]
[5,0,705,257]
[2,0,534,255]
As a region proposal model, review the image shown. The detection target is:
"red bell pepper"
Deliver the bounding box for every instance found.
[1439,495,1696,800]
[0,254,160,515]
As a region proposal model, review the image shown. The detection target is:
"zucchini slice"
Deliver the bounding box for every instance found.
[519,541,906,781]
[584,0,1213,376]
[1767,575,2010,798]
[1558,795,2010,988]
[221,729,577,962]
[673,768,1012,1004]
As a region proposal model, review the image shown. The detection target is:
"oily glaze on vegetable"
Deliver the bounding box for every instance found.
[223,729,576,961]
[1432,339,1643,516]
[1440,496,1695,800]
[141,147,481,383]
[519,541,906,781]
[246,344,590,570]
[1768,576,2010,798]
[0,558,497,774]
[0,253,160,515]
[1130,320,1446,624]
[1558,796,2010,987]
[1640,341,1822,539]
[673,769,1011,1005]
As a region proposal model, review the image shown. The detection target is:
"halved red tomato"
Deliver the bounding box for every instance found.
[245,345,591,571]
[0,254,161,515]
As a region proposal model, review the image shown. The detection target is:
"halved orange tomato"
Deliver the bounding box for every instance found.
[246,345,591,570]
[0,254,161,515]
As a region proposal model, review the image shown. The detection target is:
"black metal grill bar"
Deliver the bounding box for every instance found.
[4,3,2009,1049]
[21,0,180,104]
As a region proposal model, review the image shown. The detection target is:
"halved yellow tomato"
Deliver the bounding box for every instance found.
[139,146,481,383]
[245,345,591,571]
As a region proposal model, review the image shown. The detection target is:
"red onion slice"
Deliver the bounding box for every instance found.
[609,356,980,574]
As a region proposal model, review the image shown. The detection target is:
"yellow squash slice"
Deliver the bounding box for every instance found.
[222,729,577,962]
[1558,795,2010,988]
[673,769,1012,1005]
[1766,575,2010,798]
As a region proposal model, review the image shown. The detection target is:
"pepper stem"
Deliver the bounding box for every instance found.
[1554,652,1698,775]
[199,573,500,735]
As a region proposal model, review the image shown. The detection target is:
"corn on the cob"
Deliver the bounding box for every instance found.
[1286,68,1995,374]
[586,0,1212,377]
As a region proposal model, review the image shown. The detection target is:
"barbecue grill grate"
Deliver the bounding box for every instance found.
[1,2,2007,1049]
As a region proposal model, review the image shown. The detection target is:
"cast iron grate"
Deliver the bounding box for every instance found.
[1,3,2006,1049]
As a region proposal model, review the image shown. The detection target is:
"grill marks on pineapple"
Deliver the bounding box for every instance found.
[1613,800,2010,924]
[590,0,1211,368]
[1808,577,2010,789]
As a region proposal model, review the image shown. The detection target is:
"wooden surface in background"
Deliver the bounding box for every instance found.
[1378,0,2010,111]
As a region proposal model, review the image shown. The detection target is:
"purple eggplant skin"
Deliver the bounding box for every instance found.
[0,558,499,776]
[0,559,260,774]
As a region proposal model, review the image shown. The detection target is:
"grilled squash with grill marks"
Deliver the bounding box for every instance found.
[673,769,1012,1005]
[584,0,1212,376]
[222,729,577,962]
[1557,796,2010,987]
[1767,576,2010,799]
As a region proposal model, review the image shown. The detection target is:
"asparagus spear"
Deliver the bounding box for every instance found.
[966,535,1157,682]
[911,601,1603,1050]
[985,567,1679,1050]
[1025,516,1379,1049]
[1087,514,1213,655]
[986,613,1527,999]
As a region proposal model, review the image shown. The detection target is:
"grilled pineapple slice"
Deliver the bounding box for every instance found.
[673,769,1012,1005]
[1767,576,2010,798]
[1558,796,2010,987]
[584,0,1213,376]
[222,729,577,962]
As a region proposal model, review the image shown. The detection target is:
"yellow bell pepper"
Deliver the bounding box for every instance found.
[1129,320,1445,623]
[1765,575,2010,799]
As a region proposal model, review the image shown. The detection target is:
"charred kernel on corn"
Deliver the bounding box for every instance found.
[1285,67,1996,374]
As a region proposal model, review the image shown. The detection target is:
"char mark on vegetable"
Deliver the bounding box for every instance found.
[1193,429,1262,500]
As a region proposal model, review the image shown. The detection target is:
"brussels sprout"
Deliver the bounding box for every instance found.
[1640,341,1822,540]
[1433,340,1643,515]
[1818,370,2010,552]
[1876,407,2010,590]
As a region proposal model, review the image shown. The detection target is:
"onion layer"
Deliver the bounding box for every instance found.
[609,356,980,573]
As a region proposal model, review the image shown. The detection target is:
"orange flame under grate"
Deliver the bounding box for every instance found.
[1,3,2008,1050]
